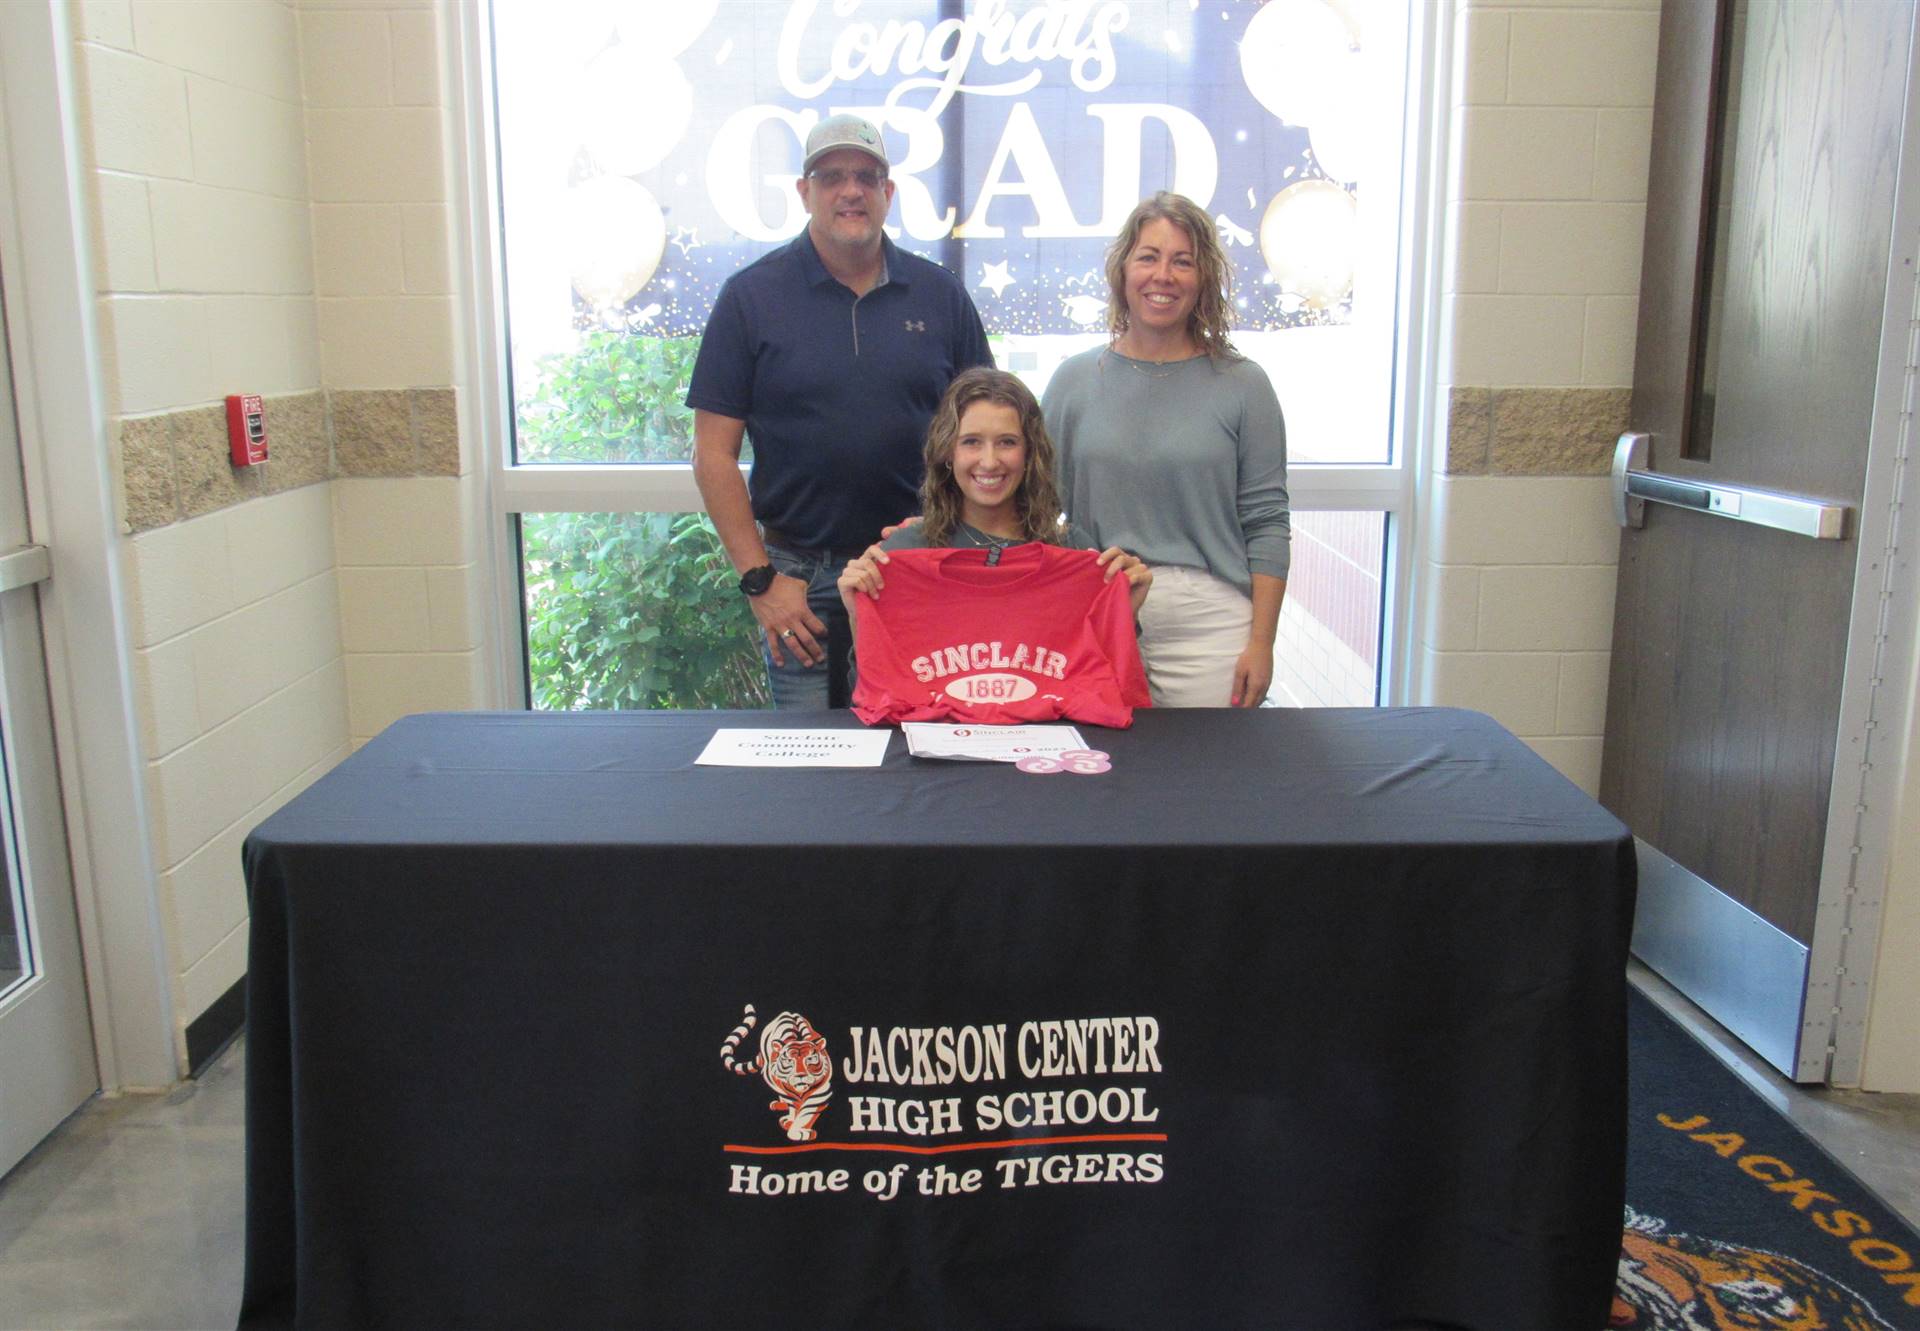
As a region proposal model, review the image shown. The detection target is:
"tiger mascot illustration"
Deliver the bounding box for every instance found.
[1612,1206,1895,1331]
[719,1004,834,1142]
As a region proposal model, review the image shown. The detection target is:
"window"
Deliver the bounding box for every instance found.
[479,0,1422,708]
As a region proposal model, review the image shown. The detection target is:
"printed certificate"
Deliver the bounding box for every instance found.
[901,722,1089,763]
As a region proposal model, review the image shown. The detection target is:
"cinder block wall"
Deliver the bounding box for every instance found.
[75,0,347,1049]
[69,0,483,1056]
[300,0,486,746]
[1413,0,1659,797]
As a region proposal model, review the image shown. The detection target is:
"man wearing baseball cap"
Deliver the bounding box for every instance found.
[689,113,993,708]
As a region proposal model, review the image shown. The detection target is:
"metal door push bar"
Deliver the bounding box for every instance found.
[1612,432,1848,539]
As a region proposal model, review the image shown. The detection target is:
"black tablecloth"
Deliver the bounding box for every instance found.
[240,707,1635,1330]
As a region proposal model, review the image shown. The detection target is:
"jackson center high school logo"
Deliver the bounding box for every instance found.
[718,1004,1168,1202]
[719,1005,834,1143]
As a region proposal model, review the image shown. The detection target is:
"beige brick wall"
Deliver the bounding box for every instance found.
[297,0,486,747]
[1417,0,1659,795]
[74,0,342,1035]
[70,0,478,1042]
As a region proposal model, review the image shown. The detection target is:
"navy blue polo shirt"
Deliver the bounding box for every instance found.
[686,230,992,551]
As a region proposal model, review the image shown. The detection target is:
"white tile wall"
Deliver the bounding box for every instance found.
[287,301,323,386]
[1582,294,1639,384]
[316,295,453,384]
[131,634,201,758]
[130,0,302,102]
[1496,203,1644,294]
[1521,736,1605,794]
[338,566,432,652]
[401,203,451,293]
[1446,201,1500,294]
[1455,9,1508,104]
[1421,2,1657,792]
[1418,649,1561,736]
[75,0,135,48]
[307,108,446,203]
[205,296,301,396]
[1504,11,1658,107]
[81,8,318,431]
[123,490,348,1035]
[74,0,472,1055]
[90,172,157,291]
[1455,108,1596,200]
[425,566,479,651]
[312,204,406,295]
[1418,475,1622,795]
[1594,109,1655,201]
[97,295,214,412]
[1448,294,1587,384]
[187,75,308,197]
[310,0,474,751]
[148,180,313,293]
[80,43,193,178]
[228,477,335,603]
[334,477,486,741]
[299,10,394,107]
[179,920,247,1033]
[333,476,474,566]
[343,651,482,740]
[389,10,441,107]
[1475,566,1617,652]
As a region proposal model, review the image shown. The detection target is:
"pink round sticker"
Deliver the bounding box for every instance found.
[1059,749,1113,775]
[1016,750,1112,775]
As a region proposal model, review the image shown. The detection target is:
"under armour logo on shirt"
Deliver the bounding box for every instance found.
[904,319,926,332]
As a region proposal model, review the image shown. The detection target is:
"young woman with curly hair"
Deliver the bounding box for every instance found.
[837,367,1149,621]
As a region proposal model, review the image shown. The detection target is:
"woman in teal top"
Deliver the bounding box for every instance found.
[1042,192,1292,708]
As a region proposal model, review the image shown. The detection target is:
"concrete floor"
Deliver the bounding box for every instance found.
[0,1037,245,1331]
[0,975,1916,1330]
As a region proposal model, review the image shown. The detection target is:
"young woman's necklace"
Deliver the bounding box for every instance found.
[958,522,1019,565]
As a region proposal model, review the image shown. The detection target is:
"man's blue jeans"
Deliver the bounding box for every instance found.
[764,542,859,708]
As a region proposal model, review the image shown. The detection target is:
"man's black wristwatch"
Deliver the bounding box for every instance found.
[737,564,776,597]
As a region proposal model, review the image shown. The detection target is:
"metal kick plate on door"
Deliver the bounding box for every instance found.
[1612,433,1848,539]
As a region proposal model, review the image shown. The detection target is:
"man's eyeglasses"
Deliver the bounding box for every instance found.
[808,167,886,191]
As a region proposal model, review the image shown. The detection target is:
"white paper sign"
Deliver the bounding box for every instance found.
[695,729,891,768]
[901,723,1090,763]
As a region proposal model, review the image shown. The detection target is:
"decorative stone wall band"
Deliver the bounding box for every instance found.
[117,387,460,534]
[1445,386,1632,476]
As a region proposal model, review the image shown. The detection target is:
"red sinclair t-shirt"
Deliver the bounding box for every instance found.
[850,544,1151,728]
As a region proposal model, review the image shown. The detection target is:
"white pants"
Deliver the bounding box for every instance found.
[1136,565,1252,708]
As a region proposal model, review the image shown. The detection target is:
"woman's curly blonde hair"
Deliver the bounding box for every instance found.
[1103,191,1239,361]
[918,367,1065,548]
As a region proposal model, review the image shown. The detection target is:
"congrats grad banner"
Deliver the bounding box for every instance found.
[491,0,1385,348]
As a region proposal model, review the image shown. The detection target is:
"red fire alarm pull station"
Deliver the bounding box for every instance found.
[227,394,267,467]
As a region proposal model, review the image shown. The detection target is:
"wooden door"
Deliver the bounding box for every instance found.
[1602,0,1912,1078]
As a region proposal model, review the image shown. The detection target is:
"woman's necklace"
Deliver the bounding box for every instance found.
[1113,336,1197,379]
[958,522,1019,564]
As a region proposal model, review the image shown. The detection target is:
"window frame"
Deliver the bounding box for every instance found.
[451,0,1446,710]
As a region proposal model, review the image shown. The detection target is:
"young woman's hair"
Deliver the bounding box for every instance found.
[919,366,1065,547]
[1102,190,1239,361]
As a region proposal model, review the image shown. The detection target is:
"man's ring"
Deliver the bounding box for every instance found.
[779,628,795,639]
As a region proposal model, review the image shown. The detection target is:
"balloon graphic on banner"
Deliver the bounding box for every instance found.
[1260,180,1357,309]
[564,176,667,310]
[580,46,695,175]
[616,0,720,57]
[1239,0,1366,182]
